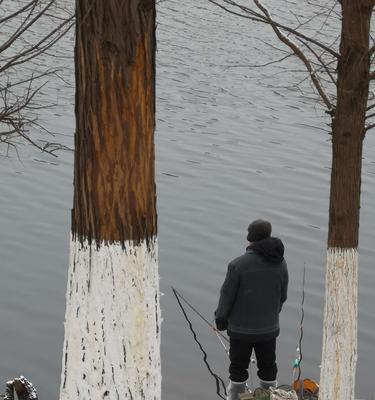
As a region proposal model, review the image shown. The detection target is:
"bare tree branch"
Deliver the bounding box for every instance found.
[252,0,333,112]
[296,38,337,87]
[223,53,293,70]
[206,0,340,58]
[0,16,74,74]
[0,0,74,155]
[0,1,55,53]
[0,0,36,25]
[365,122,375,132]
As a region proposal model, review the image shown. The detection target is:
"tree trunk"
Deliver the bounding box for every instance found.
[60,1,160,399]
[319,2,372,399]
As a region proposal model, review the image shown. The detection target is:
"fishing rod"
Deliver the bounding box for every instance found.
[292,264,306,394]
[171,286,229,346]
[172,287,258,393]
[171,286,227,399]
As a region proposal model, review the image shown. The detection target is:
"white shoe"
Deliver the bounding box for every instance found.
[226,380,247,400]
[259,379,277,389]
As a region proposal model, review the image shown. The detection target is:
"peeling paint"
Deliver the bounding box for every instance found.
[319,248,358,400]
[60,236,161,400]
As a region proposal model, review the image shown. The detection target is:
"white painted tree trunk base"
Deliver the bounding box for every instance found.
[60,236,161,400]
[319,248,358,400]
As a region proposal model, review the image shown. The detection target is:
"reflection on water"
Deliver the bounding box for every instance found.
[0,1,374,399]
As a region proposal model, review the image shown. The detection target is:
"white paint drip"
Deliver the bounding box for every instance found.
[319,248,358,400]
[60,236,161,400]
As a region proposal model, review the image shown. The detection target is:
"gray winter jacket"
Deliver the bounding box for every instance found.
[215,237,288,336]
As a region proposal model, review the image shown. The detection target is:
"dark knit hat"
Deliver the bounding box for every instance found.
[247,219,272,242]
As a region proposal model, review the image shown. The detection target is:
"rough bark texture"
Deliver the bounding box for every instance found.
[72,0,157,244]
[320,3,373,400]
[61,2,160,399]
[328,0,372,248]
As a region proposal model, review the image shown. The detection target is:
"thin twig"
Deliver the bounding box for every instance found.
[206,0,340,58]
[223,53,293,70]
[252,0,333,112]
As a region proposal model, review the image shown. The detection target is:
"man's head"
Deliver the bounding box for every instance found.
[247,219,272,242]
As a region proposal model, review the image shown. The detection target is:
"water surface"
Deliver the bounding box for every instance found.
[0,1,374,399]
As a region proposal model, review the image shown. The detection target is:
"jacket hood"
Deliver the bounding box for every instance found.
[247,237,284,264]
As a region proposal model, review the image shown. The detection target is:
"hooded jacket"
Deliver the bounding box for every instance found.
[215,237,288,338]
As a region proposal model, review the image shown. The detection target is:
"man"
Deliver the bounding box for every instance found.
[215,219,288,400]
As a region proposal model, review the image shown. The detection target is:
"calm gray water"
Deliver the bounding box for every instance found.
[0,1,374,399]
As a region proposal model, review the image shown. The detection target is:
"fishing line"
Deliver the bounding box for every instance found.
[172,287,227,399]
[172,286,229,344]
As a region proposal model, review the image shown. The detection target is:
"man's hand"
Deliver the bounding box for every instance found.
[215,317,228,331]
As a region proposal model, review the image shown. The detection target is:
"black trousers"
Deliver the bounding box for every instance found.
[229,337,277,382]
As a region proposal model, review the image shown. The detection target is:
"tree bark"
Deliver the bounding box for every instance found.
[319,2,372,399]
[328,0,371,249]
[72,0,157,245]
[60,1,160,399]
